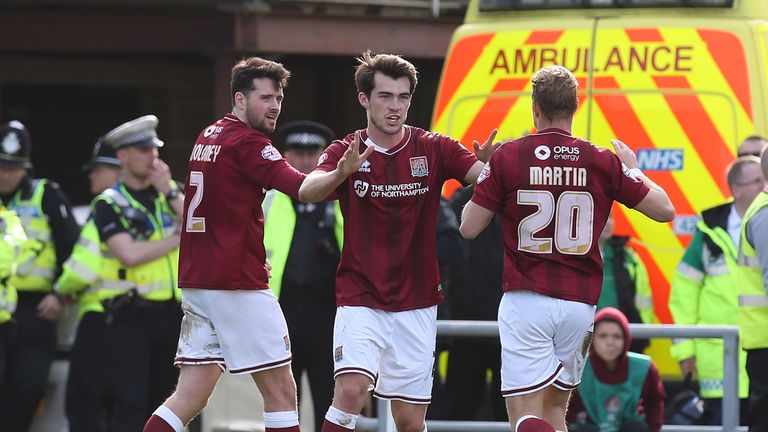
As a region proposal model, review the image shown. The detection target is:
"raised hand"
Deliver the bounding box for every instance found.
[473,129,501,163]
[610,139,640,169]
[149,158,174,194]
[336,131,375,178]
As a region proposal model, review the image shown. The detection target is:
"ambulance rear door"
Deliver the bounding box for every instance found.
[590,16,754,325]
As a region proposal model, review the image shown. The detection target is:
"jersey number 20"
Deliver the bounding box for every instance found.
[517,190,594,255]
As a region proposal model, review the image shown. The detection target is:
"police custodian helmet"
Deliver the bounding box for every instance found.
[278,120,335,150]
[82,136,121,171]
[0,120,32,169]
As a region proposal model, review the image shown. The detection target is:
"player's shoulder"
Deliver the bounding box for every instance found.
[412,126,458,146]
[329,129,367,150]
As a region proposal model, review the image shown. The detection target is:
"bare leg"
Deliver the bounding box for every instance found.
[163,364,223,425]
[251,364,299,412]
[391,400,428,432]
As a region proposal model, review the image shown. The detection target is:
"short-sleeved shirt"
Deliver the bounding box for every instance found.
[93,186,162,242]
[471,128,650,305]
[315,125,477,311]
[178,114,305,290]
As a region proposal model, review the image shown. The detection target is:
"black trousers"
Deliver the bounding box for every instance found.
[0,321,10,390]
[445,338,506,421]
[746,348,768,432]
[108,299,181,432]
[282,301,335,432]
[0,292,57,432]
[65,311,113,432]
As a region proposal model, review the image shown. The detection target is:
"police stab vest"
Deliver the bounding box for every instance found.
[8,179,57,292]
[94,184,180,302]
[262,190,343,298]
[55,217,106,317]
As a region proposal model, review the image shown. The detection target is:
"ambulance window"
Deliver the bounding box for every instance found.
[479,0,733,12]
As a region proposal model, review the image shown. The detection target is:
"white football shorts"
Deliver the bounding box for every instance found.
[332,305,437,404]
[174,288,292,375]
[498,290,595,397]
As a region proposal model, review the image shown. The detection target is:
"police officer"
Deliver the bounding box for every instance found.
[263,120,341,432]
[55,137,122,432]
[0,120,80,432]
[671,151,765,425]
[91,115,183,432]
[0,205,28,389]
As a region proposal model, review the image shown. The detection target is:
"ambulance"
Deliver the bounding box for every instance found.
[433,0,768,376]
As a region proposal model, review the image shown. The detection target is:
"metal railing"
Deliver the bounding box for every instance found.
[356,321,743,432]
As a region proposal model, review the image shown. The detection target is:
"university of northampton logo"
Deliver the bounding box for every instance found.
[354,180,369,197]
[409,156,429,177]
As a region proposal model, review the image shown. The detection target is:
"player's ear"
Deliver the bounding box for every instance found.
[234,91,247,111]
[358,92,369,109]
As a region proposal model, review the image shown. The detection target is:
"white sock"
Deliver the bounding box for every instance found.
[153,405,184,432]
[263,410,299,429]
[325,405,358,429]
[515,415,540,432]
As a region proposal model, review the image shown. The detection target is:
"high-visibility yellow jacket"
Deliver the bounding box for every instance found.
[8,179,56,292]
[0,207,28,323]
[737,192,768,350]
[92,184,180,303]
[262,190,343,298]
[55,217,106,317]
[670,201,749,398]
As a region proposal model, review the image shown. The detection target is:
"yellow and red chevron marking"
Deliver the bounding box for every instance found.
[433,25,754,326]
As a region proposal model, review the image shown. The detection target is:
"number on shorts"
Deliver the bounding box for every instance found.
[517,190,594,255]
[185,171,206,232]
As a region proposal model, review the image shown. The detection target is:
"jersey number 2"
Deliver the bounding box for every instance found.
[517,190,594,255]
[185,171,206,232]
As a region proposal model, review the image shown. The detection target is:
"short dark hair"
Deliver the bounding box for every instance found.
[727,155,761,187]
[354,50,418,97]
[531,65,579,121]
[230,57,291,104]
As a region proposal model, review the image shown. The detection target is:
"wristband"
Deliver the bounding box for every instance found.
[627,168,644,179]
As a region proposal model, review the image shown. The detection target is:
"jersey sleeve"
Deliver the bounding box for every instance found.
[237,135,305,199]
[605,151,650,208]
[92,199,127,242]
[315,140,347,173]
[469,152,503,213]
[440,136,478,182]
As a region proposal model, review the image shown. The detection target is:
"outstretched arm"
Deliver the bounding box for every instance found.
[459,200,495,239]
[463,129,501,184]
[611,139,675,222]
[299,131,374,203]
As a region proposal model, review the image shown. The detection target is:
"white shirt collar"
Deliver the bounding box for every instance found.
[727,204,742,247]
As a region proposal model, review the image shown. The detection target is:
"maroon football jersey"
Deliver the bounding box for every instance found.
[471,128,650,305]
[316,126,477,311]
[178,114,305,290]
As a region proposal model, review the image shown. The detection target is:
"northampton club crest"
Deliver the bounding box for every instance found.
[409,156,429,177]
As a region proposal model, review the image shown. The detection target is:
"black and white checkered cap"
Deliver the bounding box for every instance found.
[104,115,164,149]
